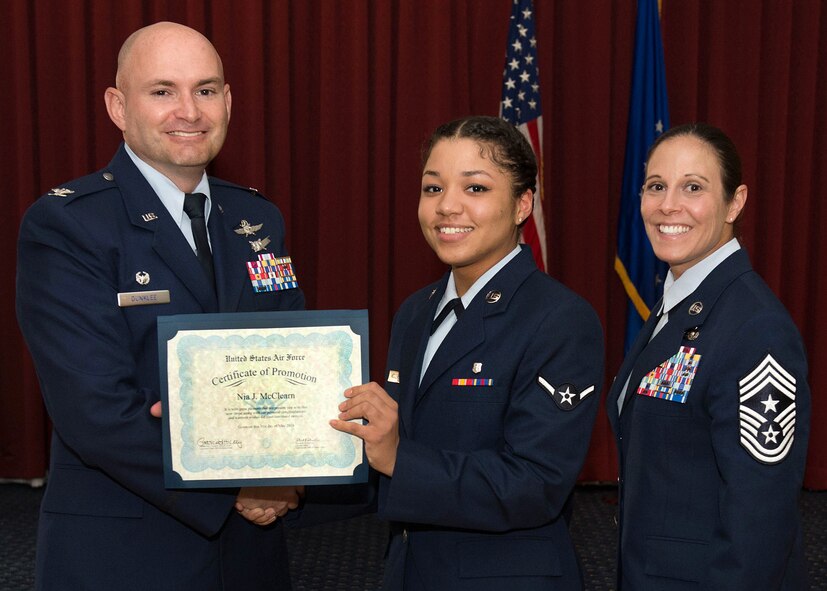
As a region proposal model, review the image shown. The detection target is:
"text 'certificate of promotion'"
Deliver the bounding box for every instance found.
[158,310,369,488]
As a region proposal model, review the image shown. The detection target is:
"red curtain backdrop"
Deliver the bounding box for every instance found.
[2,0,824,489]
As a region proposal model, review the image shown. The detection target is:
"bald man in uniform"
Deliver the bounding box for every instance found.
[17,22,303,590]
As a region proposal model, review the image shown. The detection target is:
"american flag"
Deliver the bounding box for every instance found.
[500,0,547,272]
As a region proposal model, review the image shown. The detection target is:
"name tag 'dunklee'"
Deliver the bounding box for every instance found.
[117,290,171,307]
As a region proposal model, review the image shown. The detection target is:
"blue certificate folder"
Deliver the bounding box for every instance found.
[158,309,369,489]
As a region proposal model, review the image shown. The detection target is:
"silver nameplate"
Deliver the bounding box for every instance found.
[117,290,171,307]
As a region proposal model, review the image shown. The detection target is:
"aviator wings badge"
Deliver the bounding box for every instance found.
[235,219,263,236]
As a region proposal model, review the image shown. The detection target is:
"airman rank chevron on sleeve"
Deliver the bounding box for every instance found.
[537,376,595,411]
[739,353,796,464]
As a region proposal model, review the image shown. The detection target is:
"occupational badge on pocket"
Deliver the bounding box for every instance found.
[636,346,701,403]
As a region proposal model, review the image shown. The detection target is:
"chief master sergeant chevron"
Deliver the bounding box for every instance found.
[16,21,303,590]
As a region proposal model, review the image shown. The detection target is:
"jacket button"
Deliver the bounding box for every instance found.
[402,528,408,543]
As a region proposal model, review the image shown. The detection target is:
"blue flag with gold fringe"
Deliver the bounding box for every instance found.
[615,0,670,352]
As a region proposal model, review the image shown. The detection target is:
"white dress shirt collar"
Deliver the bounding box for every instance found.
[660,238,741,316]
[124,143,211,251]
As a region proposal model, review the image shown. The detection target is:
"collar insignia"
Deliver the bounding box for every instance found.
[48,187,75,197]
[485,290,502,303]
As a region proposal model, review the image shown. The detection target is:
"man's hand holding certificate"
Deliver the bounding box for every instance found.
[158,310,369,488]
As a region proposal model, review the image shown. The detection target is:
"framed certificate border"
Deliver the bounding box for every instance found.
[158,309,369,489]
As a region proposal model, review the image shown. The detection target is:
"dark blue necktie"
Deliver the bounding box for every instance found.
[183,192,215,286]
[431,298,464,335]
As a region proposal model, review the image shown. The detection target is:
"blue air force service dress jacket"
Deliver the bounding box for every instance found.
[607,248,810,590]
[377,247,604,591]
[16,145,304,591]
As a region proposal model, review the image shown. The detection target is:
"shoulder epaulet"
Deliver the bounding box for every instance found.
[42,169,119,203]
[210,177,267,200]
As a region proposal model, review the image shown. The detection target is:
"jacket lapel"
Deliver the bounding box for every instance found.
[416,311,484,401]
[416,248,535,405]
[608,297,663,424]
[612,249,753,421]
[109,147,217,312]
[397,284,443,434]
[618,315,678,418]
[207,194,252,312]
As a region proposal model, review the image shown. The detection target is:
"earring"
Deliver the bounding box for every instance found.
[517,217,523,224]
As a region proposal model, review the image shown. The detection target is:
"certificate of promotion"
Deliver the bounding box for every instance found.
[157,310,369,488]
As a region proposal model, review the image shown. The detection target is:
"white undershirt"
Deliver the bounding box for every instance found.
[420,245,521,384]
[124,143,212,253]
[617,238,741,413]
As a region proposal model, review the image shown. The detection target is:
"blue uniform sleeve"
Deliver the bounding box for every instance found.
[705,310,810,588]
